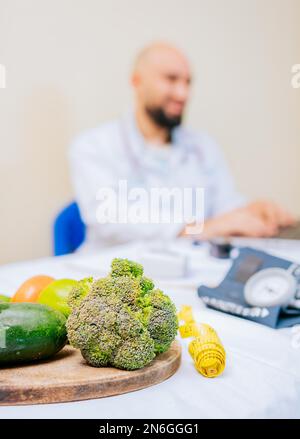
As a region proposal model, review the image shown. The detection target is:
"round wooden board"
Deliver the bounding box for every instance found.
[0,341,181,405]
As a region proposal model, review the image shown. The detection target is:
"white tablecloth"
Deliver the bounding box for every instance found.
[0,242,300,419]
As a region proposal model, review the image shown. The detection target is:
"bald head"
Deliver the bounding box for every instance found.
[133,42,190,74]
[131,42,192,130]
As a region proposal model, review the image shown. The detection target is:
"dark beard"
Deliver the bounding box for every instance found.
[145,106,182,130]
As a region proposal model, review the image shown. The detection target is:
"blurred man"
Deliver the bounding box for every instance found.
[69,42,294,250]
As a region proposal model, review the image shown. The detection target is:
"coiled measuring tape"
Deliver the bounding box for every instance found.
[178,305,226,378]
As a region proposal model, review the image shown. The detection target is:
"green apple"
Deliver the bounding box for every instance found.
[38,279,78,317]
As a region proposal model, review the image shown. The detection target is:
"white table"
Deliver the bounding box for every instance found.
[1,241,300,419]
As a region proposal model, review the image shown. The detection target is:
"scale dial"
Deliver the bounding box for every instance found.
[244,268,296,308]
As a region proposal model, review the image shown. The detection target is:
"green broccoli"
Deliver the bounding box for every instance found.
[139,276,155,295]
[68,277,94,310]
[138,289,178,353]
[110,258,143,278]
[66,258,178,370]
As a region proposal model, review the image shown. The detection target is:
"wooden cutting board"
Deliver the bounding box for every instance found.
[0,341,181,405]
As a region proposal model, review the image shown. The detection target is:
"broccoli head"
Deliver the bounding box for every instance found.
[66,258,178,370]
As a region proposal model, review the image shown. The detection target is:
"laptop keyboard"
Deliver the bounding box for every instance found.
[277,221,300,240]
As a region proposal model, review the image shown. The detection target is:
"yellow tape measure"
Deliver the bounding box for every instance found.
[178,306,226,378]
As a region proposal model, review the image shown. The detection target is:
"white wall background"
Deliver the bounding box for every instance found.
[0,0,299,263]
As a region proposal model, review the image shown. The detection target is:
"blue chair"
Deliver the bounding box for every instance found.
[53,202,86,256]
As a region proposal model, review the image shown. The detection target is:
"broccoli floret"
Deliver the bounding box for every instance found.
[66,258,178,370]
[90,277,116,297]
[68,277,94,310]
[110,258,143,278]
[91,276,141,306]
[111,330,156,370]
[139,276,155,295]
[110,276,141,306]
[138,289,178,354]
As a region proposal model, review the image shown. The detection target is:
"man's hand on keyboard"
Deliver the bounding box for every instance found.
[183,200,296,239]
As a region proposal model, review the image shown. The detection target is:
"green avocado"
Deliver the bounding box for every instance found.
[0,302,67,365]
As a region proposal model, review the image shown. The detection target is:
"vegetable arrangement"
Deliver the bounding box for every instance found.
[0,258,178,371]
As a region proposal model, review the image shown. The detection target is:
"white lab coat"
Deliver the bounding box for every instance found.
[69,112,245,250]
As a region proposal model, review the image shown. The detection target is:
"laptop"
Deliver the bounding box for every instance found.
[276,220,300,240]
[195,221,300,259]
[227,220,300,253]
